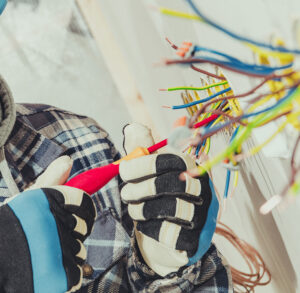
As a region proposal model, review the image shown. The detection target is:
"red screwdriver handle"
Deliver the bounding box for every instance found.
[64,163,120,195]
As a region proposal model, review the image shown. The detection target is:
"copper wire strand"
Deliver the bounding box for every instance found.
[165,37,178,50]
[216,222,271,292]
[190,64,226,80]
[189,71,296,127]
[166,58,295,78]
[187,79,300,147]
[164,38,227,80]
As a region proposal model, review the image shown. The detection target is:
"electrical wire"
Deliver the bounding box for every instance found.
[190,65,226,80]
[192,46,293,73]
[215,222,271,292]
[160,80,228,91]
[197,87,297,145]
[224,170,231,198]
[164,38,227,80]
[187,86,300,176]
[260,133,300,214]
[188,71,297,127]
[165,57,292,78]
[168,87,231,109]
[185,0,300,55]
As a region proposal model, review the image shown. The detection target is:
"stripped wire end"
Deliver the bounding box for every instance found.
[159,89,168,91]
[165,37,178,50]
[162,105,171,109]
[153,60,167,67]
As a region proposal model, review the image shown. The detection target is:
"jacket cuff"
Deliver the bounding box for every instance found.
[127,236,233,293]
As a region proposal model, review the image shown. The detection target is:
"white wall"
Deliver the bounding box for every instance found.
[89,1,300,291]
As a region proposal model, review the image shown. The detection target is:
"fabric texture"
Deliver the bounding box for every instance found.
[0,93,232,292]
[0,186,95,293]
[0,76,16,148]
[0,204,34,293]
[119,153,219,277]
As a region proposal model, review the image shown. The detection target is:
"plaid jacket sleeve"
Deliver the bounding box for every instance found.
[8,104,232,293]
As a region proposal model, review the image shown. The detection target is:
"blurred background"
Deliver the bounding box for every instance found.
[0,0,131,150]
[1,1,300,292]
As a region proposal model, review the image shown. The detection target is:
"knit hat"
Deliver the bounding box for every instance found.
[0,75,16,147]
[0,75,19,195]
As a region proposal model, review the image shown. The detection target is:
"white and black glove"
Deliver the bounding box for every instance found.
[0,157,96,293]
[120,124,219,277]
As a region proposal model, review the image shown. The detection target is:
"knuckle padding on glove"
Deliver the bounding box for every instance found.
[129,197,197,228]
[120,154,188,183]
[43,188,93,275]
[135,173,213,257]
[121,171,202,204]
[43,187,95,240]
[0,205,34,293]
[156,154,187,173]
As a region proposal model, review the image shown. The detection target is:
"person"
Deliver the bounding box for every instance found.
[0,2,232,293]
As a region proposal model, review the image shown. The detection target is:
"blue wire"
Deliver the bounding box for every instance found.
[193,46,243,64]
[224,170,231,198]
[184,56,291,75]
[195,141,203,157]
[186,0,300,54]
[192,46,293,72]
[223,126,239,198]
[172,87,231,109]
[195,119,215,156]
[230,126,240,142]
[202,87,297,136]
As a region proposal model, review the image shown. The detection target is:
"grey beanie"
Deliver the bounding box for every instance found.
[0,75,16,147]
[0,75,19,195]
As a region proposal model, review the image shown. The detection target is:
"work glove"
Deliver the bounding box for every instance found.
[120,123,219,277]
[0,156,96,293]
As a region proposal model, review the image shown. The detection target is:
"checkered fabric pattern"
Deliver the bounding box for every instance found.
[0,103,232,292]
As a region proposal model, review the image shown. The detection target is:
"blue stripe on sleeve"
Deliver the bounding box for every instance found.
[8,189,68,293]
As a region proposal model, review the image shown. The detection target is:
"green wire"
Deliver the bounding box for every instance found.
[291,180,300,195]
[199,87,300,174]
[166,81,228,91]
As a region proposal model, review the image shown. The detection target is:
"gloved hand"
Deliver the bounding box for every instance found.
[120,123,219,277]
[0,157,96,293]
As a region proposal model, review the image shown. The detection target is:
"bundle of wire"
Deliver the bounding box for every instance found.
[164,45,293,78]
[156,3,300,291]
[162,62,300,201]
[190,86,300,174]
[157,1,300,55]
[215,222,271,292]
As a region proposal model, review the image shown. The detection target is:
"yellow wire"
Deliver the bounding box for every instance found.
[249,120,288,156]
[244,110,300,157]
[159,7,296,63]
[233,171,239,187]
[204,137,211,154]
[245,43,294,62]
[159,7,204,22]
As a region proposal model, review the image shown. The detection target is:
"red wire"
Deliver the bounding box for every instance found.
[147,139,167,153]
[147,115,219,153]
[193,114,218,128]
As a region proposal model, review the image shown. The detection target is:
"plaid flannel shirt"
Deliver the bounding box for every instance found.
[0,103,233,293]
